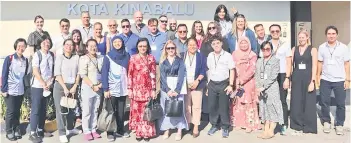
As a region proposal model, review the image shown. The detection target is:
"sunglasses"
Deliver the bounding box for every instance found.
[208,27,216,30]
[270,30,280,33]
[166,47,176,50]
[178,31,187,34]
[160,20,168,23]
[122,25,130,28]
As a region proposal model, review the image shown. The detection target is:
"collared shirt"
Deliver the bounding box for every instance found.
[185,52,197,83]
[131,23,148,37]
[79,55,104,86]
[54,54,79,84]
[32,50,55,88]
[141,31,167,64]
[51,32,71,56]
[1,54,27,95]
[173,38,188,54]
[318,41,350,82]
[118,32,140,55]
[76,23,94,43]
[207,50,235,81]
[269,39,292,73]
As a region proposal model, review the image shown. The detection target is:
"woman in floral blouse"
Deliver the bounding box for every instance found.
[127,38,157,142]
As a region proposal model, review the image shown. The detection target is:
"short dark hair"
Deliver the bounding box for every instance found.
[260,41,273,50]
[148,18,158,25]
[254,24,263,31]
[269,24,281,31]
[158,15,167,19]
[37,35,50,45]
[136,38,151,55]
[34,15,44,23]
[177,24,187,31]
[86,39,98,47]
[210,35,223,43]
[121,19,130,24]
[59,18,70,25]
[325,25,338,35]
[14,38,27,50]
[63,39,75,47]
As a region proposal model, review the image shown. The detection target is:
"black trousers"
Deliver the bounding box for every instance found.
[319,79,346,126]
[278,73,289,126]
[5,95,24,134]
[107,96,127,135]
[208,79,230,129]
[30,88,48,132]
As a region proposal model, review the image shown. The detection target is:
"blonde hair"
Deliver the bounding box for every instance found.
[159,40,181,64]
[298,29,311,46]
[231,15,249,38]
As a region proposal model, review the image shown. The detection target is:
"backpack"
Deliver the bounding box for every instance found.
[30,51,55,86]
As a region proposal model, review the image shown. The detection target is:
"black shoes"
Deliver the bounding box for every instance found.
[14,127,22,139]
[6,133,16,141]
[29,133,42,143]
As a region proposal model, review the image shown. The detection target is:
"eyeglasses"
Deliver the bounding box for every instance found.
[270,30,280,33]
[178,31,187,34]
[208,27,216,30]
[122,25,130,28]
[160,20,168,23]
[166,47,176,50]
[262,48,271,52]
[108,24,117,27]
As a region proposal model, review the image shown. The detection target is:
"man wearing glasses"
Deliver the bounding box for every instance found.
[173,24,188,55]
[51,18,71,56]
[105,19,119,44]
[158,15,176,40]
[118,19,139,55]
[268,24,292,135]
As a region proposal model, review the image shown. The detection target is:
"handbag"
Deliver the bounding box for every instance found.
[164,97,183,117]
[235,87,245,97]
[60,93,77,109]
[97,98,117,132]
[143,99,163,121]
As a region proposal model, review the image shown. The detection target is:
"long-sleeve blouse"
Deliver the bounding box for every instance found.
[127,54,156,101]
[160,56,186,94]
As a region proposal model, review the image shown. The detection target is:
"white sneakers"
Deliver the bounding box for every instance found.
[66,129,83,135]
[60,135,68,143]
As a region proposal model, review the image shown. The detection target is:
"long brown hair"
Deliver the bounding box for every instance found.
[203,21,222,42]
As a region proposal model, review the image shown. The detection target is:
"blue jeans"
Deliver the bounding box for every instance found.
[319,79,346,126]
[30,88,48,132]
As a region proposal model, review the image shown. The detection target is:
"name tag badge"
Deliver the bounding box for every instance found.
[96,52,101,55]
[149,73,155,78]
[299,63,306,70]
[327,59,336,65]
[260,72,264,79]
[151,44,157,51]
[97,73,102,81]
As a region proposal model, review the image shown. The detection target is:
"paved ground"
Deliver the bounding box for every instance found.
[1,90,350,143]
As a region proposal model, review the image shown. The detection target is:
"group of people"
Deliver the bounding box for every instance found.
[1,4,350,143]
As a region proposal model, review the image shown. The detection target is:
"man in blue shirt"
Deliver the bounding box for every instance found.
[118,19,139,55]
[140,18,167,64]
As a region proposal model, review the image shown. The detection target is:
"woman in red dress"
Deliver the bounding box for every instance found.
[127,38,157,142]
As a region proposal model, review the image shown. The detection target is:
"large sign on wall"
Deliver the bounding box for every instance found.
[67,3,195,16]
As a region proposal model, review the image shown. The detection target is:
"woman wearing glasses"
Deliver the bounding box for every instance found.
[255,41,283,139]
[200,22,230,57]
[128,38,157,142]
[226,14,257,54]
[159,40,188,141]
[79,39,104,141]
[190,20,205,49]
[53,39,81,143]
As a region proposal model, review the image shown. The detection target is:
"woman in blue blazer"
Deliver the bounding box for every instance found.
[181,38,207,138]
[225,14,258,55]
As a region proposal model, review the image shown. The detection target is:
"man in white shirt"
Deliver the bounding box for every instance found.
[206,36,234,138]
[51,18,71,56]
[76,11,93,43]
[104,19,119,43]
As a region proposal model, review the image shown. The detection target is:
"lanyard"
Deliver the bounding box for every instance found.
[123,33,131,43]
[327,45,336,58]
[187,53,195,67]
[261,56,272,72]
[213,53,222,70]
[151,36,157,43]
[83,26,91,36]
[88,55,101,74]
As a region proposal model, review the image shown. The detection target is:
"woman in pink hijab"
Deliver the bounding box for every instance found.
[231,37,260,133]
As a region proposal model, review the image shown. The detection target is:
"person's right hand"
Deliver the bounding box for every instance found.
[63,87,70,96]
[41,82,47,90]
[104,91,111,98]
[93,85,99,92]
